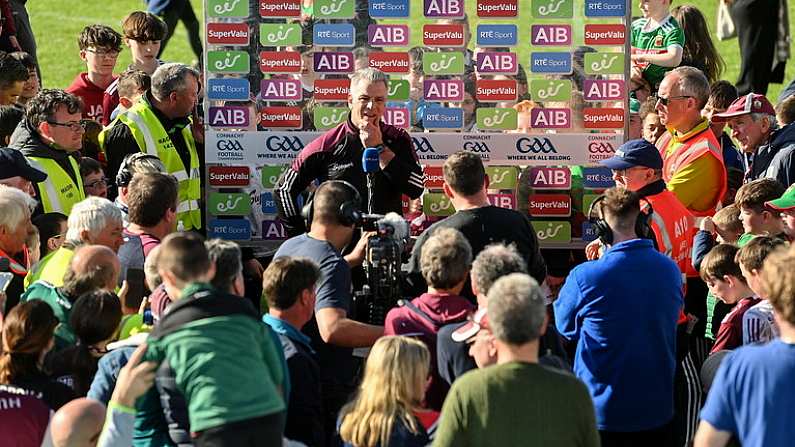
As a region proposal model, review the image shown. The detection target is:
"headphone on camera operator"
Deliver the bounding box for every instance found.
[301,180,363,229]
[587,194,655,246]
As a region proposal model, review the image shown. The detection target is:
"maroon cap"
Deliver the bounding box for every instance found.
[712,93,775,123]
[452,308,489,342]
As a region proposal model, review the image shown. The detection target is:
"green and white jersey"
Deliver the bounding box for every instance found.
[631,15,685,88]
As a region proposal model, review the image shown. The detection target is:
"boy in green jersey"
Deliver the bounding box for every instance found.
[631,0,685,91]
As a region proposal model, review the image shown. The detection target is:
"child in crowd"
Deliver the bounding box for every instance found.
[775,94,795,127]
[628,98,642,140]
[736,236,788,344]
[0,104,22,144]
[700,244,760,354]
[31,212,67,259]
[765,184,795,240]
[107,69,150,124]
[630,0,684,91]
[671,5,725,83]
[7,51,37,106]
[703,80,744,174]
[692,204,745,342]
[384,228,474,411]
[640,97,664,143]
[337,336,434,447]
[66,25,122,122]
[25,225,40,266]
[100,12,165,125]
[0,52,28,105]
[79,157,108,199]
[735,178,787,245]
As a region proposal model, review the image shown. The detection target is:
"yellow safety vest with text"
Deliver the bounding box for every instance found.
[110,101,202,231]
[26,156,85,215]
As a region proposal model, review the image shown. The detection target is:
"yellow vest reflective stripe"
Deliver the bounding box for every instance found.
[115,102,202,231]
[24,245,75,289]
[26,156,85,215]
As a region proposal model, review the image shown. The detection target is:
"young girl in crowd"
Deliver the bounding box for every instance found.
[337,336,435,447]
[0,301,75,409]
[672,5,725,83]
[48,290,122,396]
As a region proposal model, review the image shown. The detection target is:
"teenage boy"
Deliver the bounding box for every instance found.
[145,233,286,446]
[102,12,166,125]
[0,53,29,106]
[261,257,324,447]
[700,244,760,354]
[702,81,745,176]
[630,0,684,91]
[66,25,122,123]
[384,227,474,411]
[105,69,150,125]
[765,184,795,240]
[735,178,787,245]
[736,236,788,344]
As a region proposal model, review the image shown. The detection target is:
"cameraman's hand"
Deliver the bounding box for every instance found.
[585,239,604,261]
[345,231,375,268]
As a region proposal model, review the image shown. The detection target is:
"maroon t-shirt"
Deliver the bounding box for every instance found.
[711,296,762,354]
[384,292,474,410]
[65,73,116,123]
[0,385,51,447]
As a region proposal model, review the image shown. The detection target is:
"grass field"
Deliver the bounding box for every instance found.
[29,0,795,101]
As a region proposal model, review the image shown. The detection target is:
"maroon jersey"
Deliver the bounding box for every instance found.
[0,385,51,447]
[711,296,762,354]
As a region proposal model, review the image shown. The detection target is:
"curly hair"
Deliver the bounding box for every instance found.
[24,89,82,130]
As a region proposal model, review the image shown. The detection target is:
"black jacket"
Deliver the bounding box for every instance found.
[748,122,795,186]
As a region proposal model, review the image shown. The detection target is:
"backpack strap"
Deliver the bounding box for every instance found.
[397,299,440,329]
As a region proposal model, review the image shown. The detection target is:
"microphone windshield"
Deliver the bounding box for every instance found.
[362,147,380,173]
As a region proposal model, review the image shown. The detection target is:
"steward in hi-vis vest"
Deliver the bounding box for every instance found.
[99,63,202,231]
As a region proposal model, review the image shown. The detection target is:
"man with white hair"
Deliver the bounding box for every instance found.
[435,273,599,446]
[274,67,423,235]
[100,63,202,231]
[0,185,36,312]
[25,196,123,288]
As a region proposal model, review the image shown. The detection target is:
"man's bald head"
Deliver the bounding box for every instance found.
[61,245,120,297]
[51,398,106,447]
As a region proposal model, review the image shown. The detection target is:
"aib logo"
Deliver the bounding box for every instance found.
[413,137,436,153]
[266,136,304,152]
[516,137,556,154]
[217,139,245,151]
[588,142,614,153]
[463,141,490,153]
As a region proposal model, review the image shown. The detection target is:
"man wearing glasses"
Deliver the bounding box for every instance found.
[66,25,123,123]
[9,89,86,215]
[654,66,727,217]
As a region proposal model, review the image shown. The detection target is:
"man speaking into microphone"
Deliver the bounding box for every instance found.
[275,68,424,235]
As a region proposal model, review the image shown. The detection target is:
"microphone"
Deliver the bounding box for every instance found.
[362,147,381,213]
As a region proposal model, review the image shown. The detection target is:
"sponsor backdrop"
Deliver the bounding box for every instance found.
[203,0,630,245]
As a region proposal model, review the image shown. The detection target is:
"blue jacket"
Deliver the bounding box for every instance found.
[554,239,682,432]
[145,0,172,15]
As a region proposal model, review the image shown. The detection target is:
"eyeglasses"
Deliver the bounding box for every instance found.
[656,95,692,106]
[613,167,647,177]
[46,120,85,132]
[85,48,120,59]
[84,178,108,189]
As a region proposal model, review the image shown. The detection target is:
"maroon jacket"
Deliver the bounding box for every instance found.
[274,115,423,234]
[384,292,474,411]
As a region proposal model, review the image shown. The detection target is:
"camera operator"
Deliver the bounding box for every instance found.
[405,151,547,299]
[274,67,424,236]
[273,180,383,445]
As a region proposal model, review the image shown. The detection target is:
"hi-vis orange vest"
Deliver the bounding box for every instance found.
[643,190,698,280]
[657,122,727,217]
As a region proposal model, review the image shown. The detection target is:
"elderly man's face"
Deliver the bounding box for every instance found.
[0,176,35,197]
[348,79,387,126]
[89,220,124,253]
[0,208,32,255]
[172,75,199,119]
[728,114,770,154]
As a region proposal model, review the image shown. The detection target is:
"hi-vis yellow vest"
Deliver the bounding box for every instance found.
[104,101,202,231]
[26,156,85,215]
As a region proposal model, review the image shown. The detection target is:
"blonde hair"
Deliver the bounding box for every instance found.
[712,204,743,234]
[761,244,795,325]
[339,336,430,447]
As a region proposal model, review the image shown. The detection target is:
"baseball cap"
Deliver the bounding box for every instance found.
[451,308,489,342]
[711,93,776,123]
[599,139,663,170]
[766,184,795,211]
[0,148,46,183]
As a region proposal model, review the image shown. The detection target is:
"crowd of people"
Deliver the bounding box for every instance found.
[0,1,793,447]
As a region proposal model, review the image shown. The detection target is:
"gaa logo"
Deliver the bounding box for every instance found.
[266,136,304,152]
[516,137,556,154]
[217,139,244,151]
[463,141,490,153]
[588,142,614,153]
[412,137,436,153]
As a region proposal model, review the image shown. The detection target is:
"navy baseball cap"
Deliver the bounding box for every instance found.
[599,139,663,170]
[0,148,46,182]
